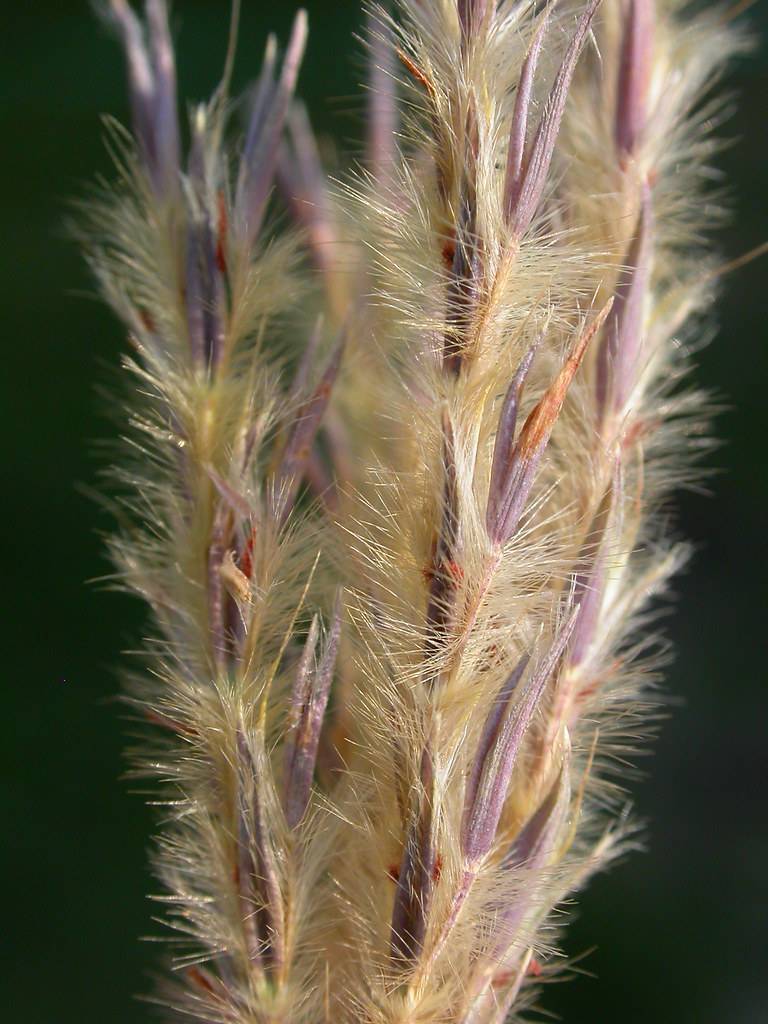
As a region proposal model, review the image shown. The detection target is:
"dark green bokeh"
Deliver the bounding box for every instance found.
[2,2,765,1020]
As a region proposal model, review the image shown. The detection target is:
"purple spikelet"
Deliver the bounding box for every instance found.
[504,0,601,239]
[283,594,342,828]
[462,608,578,866]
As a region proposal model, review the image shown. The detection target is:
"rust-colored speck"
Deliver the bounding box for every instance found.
[446,560,464,582]
[491,969,515,989]
[527,957,543,977]
[143,707,196,737]
[518,300,613,460]
[395,47,438,101]
[188,967,216,994]
[139,309,156,332]
[239,528,256,580]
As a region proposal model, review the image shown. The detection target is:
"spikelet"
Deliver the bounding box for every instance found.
[322,1,746,1020]
[85,4,351,1021]
[84,2,748,1022]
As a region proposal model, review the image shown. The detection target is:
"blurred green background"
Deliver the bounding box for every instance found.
[2,2,766,1021]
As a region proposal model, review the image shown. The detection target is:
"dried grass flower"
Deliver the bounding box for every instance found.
[83,1,753,1020]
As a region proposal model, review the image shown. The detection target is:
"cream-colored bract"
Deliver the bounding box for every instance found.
[85,2,746,1021]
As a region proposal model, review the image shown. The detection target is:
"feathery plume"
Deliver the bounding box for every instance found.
[85,1,750,1021]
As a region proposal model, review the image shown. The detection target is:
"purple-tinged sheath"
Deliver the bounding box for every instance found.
[277,103,338,283]
[506,761,569,870]
[469,765,570,1017]
[443,102,481,376]
[235,10,307,251]
[283,594,341,829]
[236,729,285,973]
[366,7,398,190]
[486,303,611,547]
[486,334,542,535]
[185,117,226,371]
[479,765,571,980]
[424,411,461,684]
[273,329,345,527]
[185,218,207,367]
[503,9,550,220]
[236,744,263,969]
[391,742,437,965]
[596,187,653,419]
[444,188,479,376]
[241,33,278,177]
[205,464,252,522]
[207,504,230,672]
[145,0,179,193]
[108,0,180,199]
[459,0,490,48]
[616,0,654,159]
[287,316,325,408]
[109,1,154,161]
[305,448,340,514]
[569,462,622,668]
[462,608,578,866]
[463,654,530,842]
[291,615,321,711]
[504,0,600,239]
